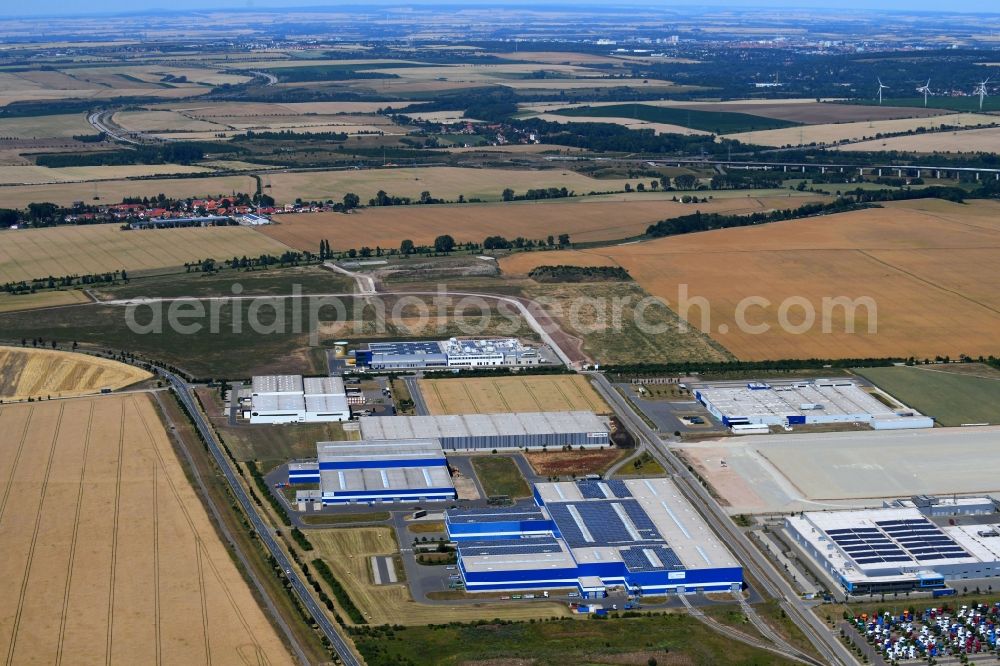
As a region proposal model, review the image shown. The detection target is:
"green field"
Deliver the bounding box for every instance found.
[350,613,794,666]
[470,456,530,498]
[93,264,356,300]
[855,365,1000,426]
[549,103,799,133]
[0,294,536,379]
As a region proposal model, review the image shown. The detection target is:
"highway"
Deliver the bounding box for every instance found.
[160,369,361,666]
[87,110,146,145]
[588,372,856,666]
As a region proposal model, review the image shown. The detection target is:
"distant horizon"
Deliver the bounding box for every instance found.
[4,0,1000,20]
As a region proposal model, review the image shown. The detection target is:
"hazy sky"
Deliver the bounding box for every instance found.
[4,0,1000,18]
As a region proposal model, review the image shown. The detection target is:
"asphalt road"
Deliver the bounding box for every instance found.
[403,375,430,415]
[589,372,855,666]
[161,369,361,666]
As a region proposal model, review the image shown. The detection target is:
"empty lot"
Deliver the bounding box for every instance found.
[419,374,608,415]
[0,394,292,664]
[500,198,1000,361]
[676,426,1000,513]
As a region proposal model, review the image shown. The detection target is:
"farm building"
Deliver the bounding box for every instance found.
[694,380,933,430]
[354,338,542,370]
[247,375,350,423]
[358,411,611,451]
[787,502,1000,595]
[289,438,456,504]
[446,478,742,597]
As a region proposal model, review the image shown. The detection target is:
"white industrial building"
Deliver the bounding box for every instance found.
[247,375,350,423]
[787,502,1000,595]
[358,411,611,451]
[694,380,932,431]
[288,438,456,504]
[355,338,542,370]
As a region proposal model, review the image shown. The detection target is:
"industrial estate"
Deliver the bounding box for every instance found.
[5,3,1000,666]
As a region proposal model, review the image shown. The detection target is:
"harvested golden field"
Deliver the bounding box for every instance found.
[0,346,150,400]
[0,163,211,185]
[0,174,255,209]
[115,105,401,139]
[263,193,826,250]
[500,198,1000,360]
[0,224,291,283]
[0,395,292,664]
[307,527,570,625]
[0,289,90,314]
[0,114,94,139]
[837,126,1000,153]
[265,166,636,205]
[724,113,998,146]
[419,374,609,415]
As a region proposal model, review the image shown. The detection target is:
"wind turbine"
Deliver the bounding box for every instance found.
[916,79,931,107]
[876,77,889,105]
[975,77,990,111]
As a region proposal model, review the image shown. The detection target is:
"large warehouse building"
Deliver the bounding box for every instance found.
[354,338,543,370]
[446,478,742,597]
[288,439,456,504]
[247,375,350,424]
[359,411,611,451]
[694,379,933,430]
[787,503,1000,595]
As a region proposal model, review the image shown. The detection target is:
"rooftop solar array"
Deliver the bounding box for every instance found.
[368,341,443,355]
[876,519,969,562]
[619,545,684,572]
[827,528,910,564]
[576,479,632,500]
[457,537,562,557]
[547,499,664,549]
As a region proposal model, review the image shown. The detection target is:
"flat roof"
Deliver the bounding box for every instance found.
[304,376,346,396]
[321,466,453,494]
[457,536,577,573]
[304,394,349,414]
[537,478,739,570]
[368,341,443,355]
[252,374,303,395]
[360,411,609,440]
[697,380,908,419]
[448,506,546,524]
[794,507,980,577]
[251,393,304,412]
[317,438,445,463]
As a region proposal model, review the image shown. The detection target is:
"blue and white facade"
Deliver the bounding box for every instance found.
[290,438,456,504]
[447,478,742,597]
[355,338,541,370]
[694,380,932,430]
[787,506,1000,595]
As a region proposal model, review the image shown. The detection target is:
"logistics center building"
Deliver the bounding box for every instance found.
[247,375,350,424]
[355,338,541,370]
[787,504,1000,595]
[359,411,611,451]
[694,380,933,431]
[289,438,456,504]
[446,478,742,597]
